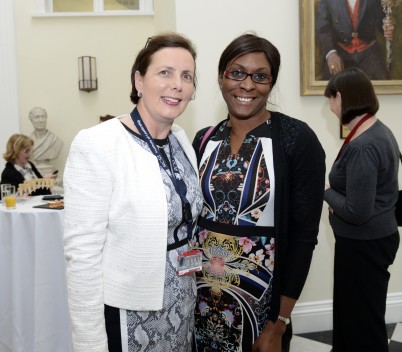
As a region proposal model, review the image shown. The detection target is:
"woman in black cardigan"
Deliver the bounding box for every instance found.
[192,34,326,352]
[1,133,51,197]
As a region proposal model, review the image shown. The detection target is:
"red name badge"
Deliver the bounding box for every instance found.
[177,250,202,276]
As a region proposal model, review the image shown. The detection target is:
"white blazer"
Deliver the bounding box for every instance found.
[63,117,198,352]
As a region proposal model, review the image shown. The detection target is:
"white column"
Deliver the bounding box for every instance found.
[153,0,177,32]
[0,0,20,171]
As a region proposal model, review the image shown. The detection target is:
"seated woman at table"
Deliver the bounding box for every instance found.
[1,133,53,196]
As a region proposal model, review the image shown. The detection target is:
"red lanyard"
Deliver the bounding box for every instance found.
[335,113,372,161]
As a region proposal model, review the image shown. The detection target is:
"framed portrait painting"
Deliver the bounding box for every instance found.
[300,0,402,95]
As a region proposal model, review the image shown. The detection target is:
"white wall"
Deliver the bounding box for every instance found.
[0,0,20,171]
[173,0,402,298]
[13,1,155,175]
[7,0,402,332]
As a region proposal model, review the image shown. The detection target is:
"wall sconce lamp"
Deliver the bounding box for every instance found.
[78,56,98,92]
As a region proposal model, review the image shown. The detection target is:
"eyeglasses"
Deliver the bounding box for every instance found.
[223,70,272,84]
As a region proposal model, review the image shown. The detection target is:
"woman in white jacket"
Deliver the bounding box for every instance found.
[63,33,203,352]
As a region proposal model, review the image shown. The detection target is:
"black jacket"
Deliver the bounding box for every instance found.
[0,161,51,198]
[193,112,326,320]
[316,0,384,57]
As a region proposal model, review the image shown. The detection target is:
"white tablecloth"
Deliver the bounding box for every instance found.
[0,196,72,352]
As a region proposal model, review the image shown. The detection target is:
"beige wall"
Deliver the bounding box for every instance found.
[14,1,154,174]
[0,0,20,172]
[11,0,402,311]
[173,0,402,305]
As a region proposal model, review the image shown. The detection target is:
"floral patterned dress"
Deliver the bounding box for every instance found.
[193,121,276,351]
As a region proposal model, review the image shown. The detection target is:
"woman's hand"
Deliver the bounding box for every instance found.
[44,174,57,180]
[44,171,58,180]
[251,320,286,352]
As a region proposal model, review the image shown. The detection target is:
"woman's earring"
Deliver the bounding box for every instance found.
[137,92,142,98]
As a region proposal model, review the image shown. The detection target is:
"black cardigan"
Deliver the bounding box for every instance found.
[0,161,51,197]
[193,111,326,320]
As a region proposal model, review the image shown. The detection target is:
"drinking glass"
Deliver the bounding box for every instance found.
[2,185,16,209]
[1,184,12,205]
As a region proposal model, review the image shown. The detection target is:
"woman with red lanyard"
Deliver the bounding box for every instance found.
[324,67,400,352]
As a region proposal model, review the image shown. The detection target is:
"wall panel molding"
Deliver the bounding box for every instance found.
[292,293,402,334]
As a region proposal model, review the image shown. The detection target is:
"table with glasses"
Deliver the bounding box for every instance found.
[0,196,72,352]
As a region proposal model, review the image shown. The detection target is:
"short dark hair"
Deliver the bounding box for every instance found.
[218,33,281,87]
[324,67,379,124]
[130,33,197,104]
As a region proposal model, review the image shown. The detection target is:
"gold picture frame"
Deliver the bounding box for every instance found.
[340,125,350,139]
[300,0,402,96]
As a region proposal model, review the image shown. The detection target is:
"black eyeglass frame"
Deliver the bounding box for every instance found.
[223,70,273,84]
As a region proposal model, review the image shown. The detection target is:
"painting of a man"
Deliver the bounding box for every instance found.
[316,0,396,80]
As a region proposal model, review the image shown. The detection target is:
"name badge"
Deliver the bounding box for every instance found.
[177,250,202,276]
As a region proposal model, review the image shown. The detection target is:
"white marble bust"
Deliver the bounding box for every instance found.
[29,106,63,176]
